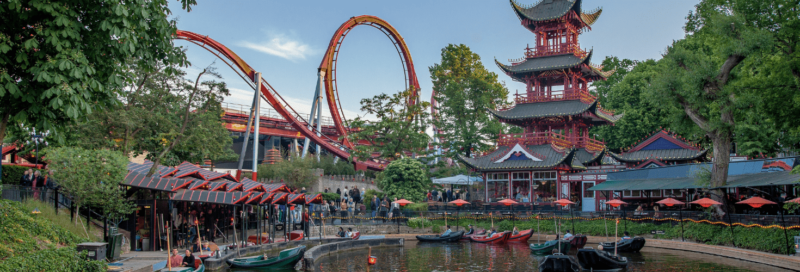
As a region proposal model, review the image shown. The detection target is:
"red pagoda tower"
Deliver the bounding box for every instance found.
[460,0,621,209]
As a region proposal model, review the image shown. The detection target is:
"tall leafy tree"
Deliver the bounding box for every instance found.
[46,147,132,226]
[591,58,681,151]
[430,44,509,158]
[377,158,431,203]
[346,88,431,161]
[649,9,772,206]
[0,0,198,145]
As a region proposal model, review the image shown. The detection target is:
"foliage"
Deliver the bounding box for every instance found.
[648,7,773,194]
[257,153,317,190]
[1,164,30,185]
[363,189,385,209]
[317,192,341,202]
[403,203,429,212]
[428,161,470,179]
[377,158,431,203]
[46,147,133,224]
[18,198,102,242]
[431,225,441,234]
[407,217,431,229]
[312,155,356,176]
[0,199,91,260]
[0,0,197,149]
[0,248,104,272]
[590,58,682,152]
[430,44,509,158]
[346,88,431,161]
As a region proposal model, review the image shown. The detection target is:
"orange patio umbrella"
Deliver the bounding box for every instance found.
[393,199,414,207]
[787,197,800,204]
[689,197,721,208]
[605,199,627,208]
[554,198,575,207]
[656,197,685,207]
[736,196,776,209]
[449,199,471,231]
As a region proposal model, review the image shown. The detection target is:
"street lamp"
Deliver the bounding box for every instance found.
[24,127,49,167]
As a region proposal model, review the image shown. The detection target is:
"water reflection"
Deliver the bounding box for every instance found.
[308,242,788,272]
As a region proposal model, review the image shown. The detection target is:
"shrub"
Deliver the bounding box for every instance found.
[431,225,441,233]
[0,248,104,272]
[363,189,385,209]
[408,217,432,229]
[318,192,341,202]
[1,165,31,185]
[403,203,428,212]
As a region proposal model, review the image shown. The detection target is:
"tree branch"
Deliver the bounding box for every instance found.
[714,54,746,87]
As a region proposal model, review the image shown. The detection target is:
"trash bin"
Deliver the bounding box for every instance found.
[106,227,122,260]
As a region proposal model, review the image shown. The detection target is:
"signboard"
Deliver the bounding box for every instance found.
[650,230,665,235]
[231,124,246,131]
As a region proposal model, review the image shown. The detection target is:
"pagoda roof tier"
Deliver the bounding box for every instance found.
[458,143,577,171]
[489,100,622,124]
[510,0,602,30]
[496,50,613,81]
[575,148,605,165]
[609,130,707,163]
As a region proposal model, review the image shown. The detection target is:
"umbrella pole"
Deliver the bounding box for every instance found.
[537,213,540,243]
[604,213,608,242]
[614,219,618,257]
[570,205,575,235]
[679,208,684,242]
[780,210,790,256]
[556,217,560,254]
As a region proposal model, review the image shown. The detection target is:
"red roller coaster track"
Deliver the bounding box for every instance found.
[175,15,419,171]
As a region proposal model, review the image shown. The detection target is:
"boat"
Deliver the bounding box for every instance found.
[273,230,305,243]
[417,231,464,242]
[537,254,581,272]
[568,235,587,249]
[507,229,534,243]
[351,231,361,240]
[247,233,270,244]
[576,248,629,270]
[469,231,510,244]
[599,237,646,253]
[529,240,572,255]
[226,245,306,268]
[460,229,486,241]
[160,259,204,272]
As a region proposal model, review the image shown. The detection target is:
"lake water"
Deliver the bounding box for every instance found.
[225,240,791,272]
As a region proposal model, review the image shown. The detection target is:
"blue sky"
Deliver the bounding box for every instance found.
[170,0,699,120]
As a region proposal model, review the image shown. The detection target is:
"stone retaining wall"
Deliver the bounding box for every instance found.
[302,238,404,270]
[645,239,800,271]
[204,238,349,271]
[309,224,435,236]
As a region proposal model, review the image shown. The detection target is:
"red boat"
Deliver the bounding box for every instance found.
[506,229,533,243]
[274,230,304,242]
[569,234,588,249]
[351,231,361,240]
[469,231,510,244]
[460,229,487,241]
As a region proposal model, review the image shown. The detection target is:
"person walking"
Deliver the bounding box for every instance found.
[389,197,399,222]
[380,197,389,223]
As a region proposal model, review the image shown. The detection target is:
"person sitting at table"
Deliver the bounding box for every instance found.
[440,225,452,237]
[337,227,346,238]
[182,250,196,269]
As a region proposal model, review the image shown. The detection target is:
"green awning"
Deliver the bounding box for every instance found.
[590,171,799,191]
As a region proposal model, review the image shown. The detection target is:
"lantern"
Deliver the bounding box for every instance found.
[368,256,377,265]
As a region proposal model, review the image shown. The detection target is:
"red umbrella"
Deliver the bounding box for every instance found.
[554,199,575,207]
[393,199,414,207]
[498,199,518,206]
[449,199,470,206]
[690,197,721,208]
[605,199,627,208]
[656,198,685,207]
[787,198,800,204]
[736,196,776,209]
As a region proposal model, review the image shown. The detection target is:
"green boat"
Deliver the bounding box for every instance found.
[226,245,306,268]
[529,240,572,255]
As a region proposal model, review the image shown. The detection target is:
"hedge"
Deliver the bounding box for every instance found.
[0,248,104,272]
[1,165,30,185]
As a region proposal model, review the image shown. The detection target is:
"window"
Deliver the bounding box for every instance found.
[652,190,661,197]
[631,190,641,197]
[512,172,530,180]
[488,173,509,181]
[583,183,594,198]
[623,191,631,197]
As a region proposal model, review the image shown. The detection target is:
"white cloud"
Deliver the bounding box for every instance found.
[240,33,313,62]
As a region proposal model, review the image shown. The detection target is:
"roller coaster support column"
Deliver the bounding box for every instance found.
[235,87,259,180]
[302,71,325,161]
[252,72,262,180]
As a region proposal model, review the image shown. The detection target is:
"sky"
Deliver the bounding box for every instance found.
[169,0,699,121]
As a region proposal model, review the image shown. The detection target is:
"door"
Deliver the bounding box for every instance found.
[582,181,596,212]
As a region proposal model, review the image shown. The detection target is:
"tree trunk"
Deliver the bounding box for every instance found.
[0,112,9,147]
[709,132,732,214]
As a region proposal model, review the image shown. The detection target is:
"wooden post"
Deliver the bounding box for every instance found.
[614,219,619,256]
[196,223,203,256]
[166,223,172,270]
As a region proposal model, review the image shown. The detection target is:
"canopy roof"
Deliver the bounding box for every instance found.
[171,189,250,205]
[590,171,800,192]
[510,0,602,30]
[432,174,484,185]
[609,130,707,163]
[488,100,621,124]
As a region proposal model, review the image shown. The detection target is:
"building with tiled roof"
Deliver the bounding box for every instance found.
[608,130,708,168]
[460,0,620,209]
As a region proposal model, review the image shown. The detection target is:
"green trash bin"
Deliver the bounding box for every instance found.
[106,227,122,260]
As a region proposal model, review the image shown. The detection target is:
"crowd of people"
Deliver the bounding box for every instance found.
[426,187,470,202]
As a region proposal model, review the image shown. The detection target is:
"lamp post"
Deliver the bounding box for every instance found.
[24,127,49,167]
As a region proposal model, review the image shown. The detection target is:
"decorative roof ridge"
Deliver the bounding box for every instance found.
[580,7,602,26]
[608,149,709,163]
[490,143,548,162]
[634,159,667,169]
[625,129,702,153]
[494,50,593,76]
[580,147,606,164]
[510,0,579,23]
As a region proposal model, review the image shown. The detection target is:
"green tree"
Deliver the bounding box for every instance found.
[591,58,682,151]
[377,158,431,203]
[257,153,318,190]
[46,147,132,226]
[430,44,509,158]
[0,0,197,146]
[346,88,431,161]
[649,9,772,206]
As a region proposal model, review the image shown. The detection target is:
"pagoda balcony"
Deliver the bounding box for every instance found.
[510,89,597,106]
[521,43,588,59]
[497,132,605,151]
